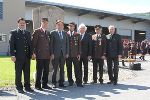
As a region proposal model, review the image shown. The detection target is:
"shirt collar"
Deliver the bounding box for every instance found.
[40,27,46,33]
[18,28,24,31]
[56,29,63,33]
[69,31,74,36]
[17,28,25,33]
[96,33,101,37]
[80,32,85,36]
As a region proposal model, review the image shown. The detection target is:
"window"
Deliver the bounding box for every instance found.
[0,0,3,19]
[0,34,7,42]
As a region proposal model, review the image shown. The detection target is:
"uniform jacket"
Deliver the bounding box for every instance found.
[10,29,32,60]
[32,28,51,59]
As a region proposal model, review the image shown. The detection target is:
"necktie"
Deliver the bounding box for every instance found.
[71,32,73,36]
[20,29,24,34]
[59,31,63,39]
[81,35,83,40]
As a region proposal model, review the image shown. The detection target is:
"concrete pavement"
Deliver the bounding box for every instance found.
[0,56,150,100]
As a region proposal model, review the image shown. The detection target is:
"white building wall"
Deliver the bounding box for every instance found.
[0,0,25,55]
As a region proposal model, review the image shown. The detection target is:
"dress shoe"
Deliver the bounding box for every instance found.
[59,84,66,88]
[17,89,25,94]
[113,81,118,85]
[69,82,74,86]
[25,87,34,92]
[77,84,84,87]
[99,79,103,84]
[91,81,97,84]
[35,86,43,91]
[42,85,52,89]
[83,81,88,84]
[107,81,113,84]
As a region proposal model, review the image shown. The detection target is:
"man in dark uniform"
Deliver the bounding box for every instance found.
[32,18,51,90]
[10,18,34,93]
[106,25,123,85]
[79,23,92,84]
[91,25,106,84]
[66,22,83,87]
[50,20,69,88]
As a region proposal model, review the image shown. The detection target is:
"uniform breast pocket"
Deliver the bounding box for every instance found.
[40,34,45,38]
[15,36,20,40]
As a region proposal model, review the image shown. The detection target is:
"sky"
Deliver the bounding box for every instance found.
[42,0,150,14]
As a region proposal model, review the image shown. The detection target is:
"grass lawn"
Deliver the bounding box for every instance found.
[0,56,68,87]
[0,56,36,87]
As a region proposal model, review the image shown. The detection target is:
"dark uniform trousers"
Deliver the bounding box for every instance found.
[32,28,51,88]
[52,51,65,85]
[79,57,88,83]
[66,57,82,85]
[15,57,30,90]
[79,33,92,83]
[107,57,119,82]
[91,34,106,82]
[92,58,104,82]
[10,29,32,90]
[35,59,50,87]
[66,32,82,85]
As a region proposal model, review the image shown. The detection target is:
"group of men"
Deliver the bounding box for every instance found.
[9,17,122,94]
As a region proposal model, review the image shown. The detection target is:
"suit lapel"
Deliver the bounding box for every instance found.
[82,33,86,41]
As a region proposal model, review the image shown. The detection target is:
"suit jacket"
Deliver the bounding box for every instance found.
[80,33,92,58]
[67,31,81,57]
[50,30,69,58]
[106,33,123,57]
[92,34,106,59]
[140,41,147,51]
[140,41,147,54]
[9,29,32,60]
[32,28,51,59]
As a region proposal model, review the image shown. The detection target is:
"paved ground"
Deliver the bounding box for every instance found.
[0,56,150,100]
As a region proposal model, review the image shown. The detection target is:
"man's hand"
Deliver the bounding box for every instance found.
[32,53,36,60]
[77,55,80,60]
[11,56,16,62]
[51,54,55,60]
[88,56,91,60]
[66,54,69,59]
[101,56,106,59]
[118,55,122,59]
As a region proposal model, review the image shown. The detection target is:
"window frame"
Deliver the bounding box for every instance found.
[0,33,7,42]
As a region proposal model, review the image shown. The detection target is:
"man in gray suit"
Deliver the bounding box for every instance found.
[50,20,69,87]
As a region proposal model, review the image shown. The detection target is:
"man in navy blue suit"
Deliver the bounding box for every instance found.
[79,23,92,84]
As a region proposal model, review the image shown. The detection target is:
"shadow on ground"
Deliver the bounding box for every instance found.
[3,83,148,100]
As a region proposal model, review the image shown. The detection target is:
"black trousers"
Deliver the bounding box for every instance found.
[15,57,30,90]
[92,58,104,82]
[79,57,88,83]
[66,57,82,85]
[35,59,50,88]
[107,57,119,82]
[52,54,65,85]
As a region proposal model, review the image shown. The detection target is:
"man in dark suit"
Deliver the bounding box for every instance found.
[106,25,123,85]
[10,18,34,93]
[32,18,51,90]
[91,25,106,84]
[50,20,69,87]
[79,23,92,84]
[66,22,83,87]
